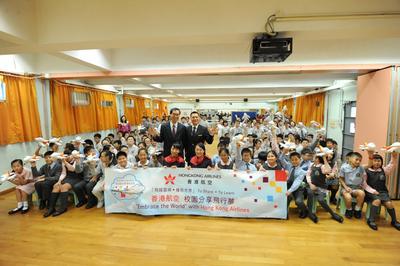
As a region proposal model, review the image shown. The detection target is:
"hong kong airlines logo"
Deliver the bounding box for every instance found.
[164,174,176,185]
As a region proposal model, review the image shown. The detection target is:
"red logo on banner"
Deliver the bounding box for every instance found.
[164,174,176,185]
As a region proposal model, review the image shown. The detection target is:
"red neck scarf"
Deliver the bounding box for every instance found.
[165,155,184,164]
[190,155,210,166]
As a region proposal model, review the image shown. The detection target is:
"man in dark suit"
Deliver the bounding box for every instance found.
[31,151,62,209]
[149,107,187,158]
[184,111,216,163]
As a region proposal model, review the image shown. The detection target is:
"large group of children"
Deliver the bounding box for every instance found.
[2,107,400,231]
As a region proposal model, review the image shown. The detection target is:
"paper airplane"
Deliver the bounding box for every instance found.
[23,155,41,163]
[316,127,326,135]
[35,137,62,147]
[72,136,85,144]
[316,146,334,157]
[359,142,377,152]
[381,142,400,153]
[51,152,68,160]
[71,150,84,158]
[83,154,100,164]
[0,172,16,185]
[279,141,297,150]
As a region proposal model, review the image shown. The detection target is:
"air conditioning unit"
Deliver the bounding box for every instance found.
[250,34,293,63]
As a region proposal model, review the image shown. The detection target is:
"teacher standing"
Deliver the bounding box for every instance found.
[117,115,131,135]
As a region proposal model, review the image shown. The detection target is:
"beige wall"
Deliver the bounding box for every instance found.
[354,68,393,163]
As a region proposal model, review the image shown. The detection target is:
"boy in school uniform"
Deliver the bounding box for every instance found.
[235,141,257,171]
[114,151,133,169]
[339,152,376,219]
[31,151,62,210]
[74,146,99,209]
[94,133,102,152]
[280,151,317,222]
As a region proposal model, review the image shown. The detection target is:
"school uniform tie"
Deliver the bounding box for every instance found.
[192,126,197,136]
[246,163,250,170]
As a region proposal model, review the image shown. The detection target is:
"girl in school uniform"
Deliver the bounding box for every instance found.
[134,148,158,168]
[189,143,213,169]
[92,151,116,208]
[163,143,185,168]
[305,153,343,223]
[365,152,400,230]
[326,151,339,205]
[260,150,285,171]
[7,159,35,214]
[215,148,234,170]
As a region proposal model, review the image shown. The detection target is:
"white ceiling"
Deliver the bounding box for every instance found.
[0,0,399,102]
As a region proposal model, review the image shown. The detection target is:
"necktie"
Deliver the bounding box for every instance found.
[289,167,296,182]
[246,163,250,170]
[192,126,196,136]
[172,124,176,136]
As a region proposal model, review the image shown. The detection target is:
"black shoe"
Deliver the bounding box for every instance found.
[85,202,96,209]
[8,207,23,215]
[308,213,319,223]
[76,199,87,208]
[345,209,353,219]
[43,209,54,218]
[330,199,337,205]
[52,209,67,217]
[332,213,344,223]
[299,210,308,219]
[354,210,362,219]
[391,221,400,231]
[367,220,378,230]
[39,200,46,210]
[21,207,29,214]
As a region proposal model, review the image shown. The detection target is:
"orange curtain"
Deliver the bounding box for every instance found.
[0,75,42,145]
[123,94,140,126]
[136,97,146,120]
[293,92,325,126]
[50,81,118,136]
[159,101,168,117]
[278,98,295,117]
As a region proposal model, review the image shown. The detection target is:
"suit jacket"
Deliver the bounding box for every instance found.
[185,124,214,162]
[153,122,187,157]
[31,162,62,182]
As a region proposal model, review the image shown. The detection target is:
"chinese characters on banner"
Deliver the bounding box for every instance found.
[104,168,287,219]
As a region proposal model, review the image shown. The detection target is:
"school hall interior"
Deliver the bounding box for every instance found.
[1,0,400,265]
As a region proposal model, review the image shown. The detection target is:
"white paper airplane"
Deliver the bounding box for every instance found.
[381,142,400,153]
[35,137,62,147]
[316,146,334,157]
[71,150,84,158]
[316,127,326,135]
[23,155,41,163]
[51,152,68,160]
[0,172,16,185]
[83,154,100,164]
[359,142,377,152]
[279,141,297,150]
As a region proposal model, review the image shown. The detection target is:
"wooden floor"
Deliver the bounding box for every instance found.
[1,142,400,265]
[1,191,400,265]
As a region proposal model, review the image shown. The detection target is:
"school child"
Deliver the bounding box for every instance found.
[215,148,234,170]
[339,152,376,219]
[31,151,62,210]
[134,148,158,168]
[280,151,317,222]
[299,148,313,172]
[7,159,35,214]
[235,141,257,171]
[326,151,339,205]
[306,152,343,223]
[43,149,84,217]
[365,152,400,230]
[94,133,102,152]
[91,151,116,208]
[114,151,133,169]
[163,143,186,168]
[260,150,285,171]
[74,146,99,209]
[211,142,227,166]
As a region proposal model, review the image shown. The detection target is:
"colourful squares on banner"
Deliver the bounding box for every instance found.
[244,188,248,191]
[275,170,287,182]
[263,177,269,183]
[267,195,274,202]
[274,204,278,208]
[269,181,276,187]
[233,173,237,177]
[276,186,282,193]
[254,199,258,202]
[249,175,253,179]
[241,180,245,183]
[252,182,256,186]
[258,186,261,190]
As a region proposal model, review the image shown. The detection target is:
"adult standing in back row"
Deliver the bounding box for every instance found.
[149,108,187,158]
[185,111,215,164]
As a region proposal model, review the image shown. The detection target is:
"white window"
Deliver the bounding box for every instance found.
[71,91,90,106]
[101,100,113,107]
[0,77,6,102]
[126,99,135,108]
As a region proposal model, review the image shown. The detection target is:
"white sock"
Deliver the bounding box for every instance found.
[22,201,28,210]
[355,205,361,211]
[347,208,352,211]
[13,202,23,211]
